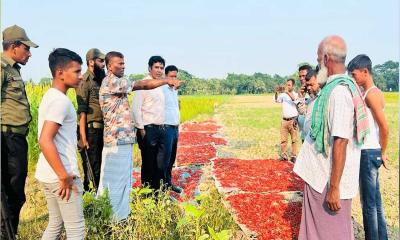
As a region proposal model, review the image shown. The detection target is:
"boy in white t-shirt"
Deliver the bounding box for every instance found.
[35,48,85,239]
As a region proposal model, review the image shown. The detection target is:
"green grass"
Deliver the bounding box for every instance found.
[179,95,229,123]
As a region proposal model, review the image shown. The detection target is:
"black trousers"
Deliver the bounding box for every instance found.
[79,127,103,192]
[164,126,179,186]
[137,125,167,190]
[1,131,28,238]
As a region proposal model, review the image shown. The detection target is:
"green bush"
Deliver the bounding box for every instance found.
[81,187,236,240]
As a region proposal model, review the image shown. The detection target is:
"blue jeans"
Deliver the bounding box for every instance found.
[164,126,179,186]
[359,149,388,240]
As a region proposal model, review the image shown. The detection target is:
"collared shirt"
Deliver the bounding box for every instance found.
[132,75,165,129]
[294,75,361,199]
[275,91,299,118]
[75,70,103,123]
[1,54,31,126]
[99,73,136,146]
[162,85,180,126]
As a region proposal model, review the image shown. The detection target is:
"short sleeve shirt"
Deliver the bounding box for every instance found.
[35,88,79,183]
[293,78,361,199]
[99,73,136,146]
[276,92,299,118]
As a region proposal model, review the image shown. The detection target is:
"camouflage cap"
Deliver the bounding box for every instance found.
[86,48,105,61]
[2,25,39,48]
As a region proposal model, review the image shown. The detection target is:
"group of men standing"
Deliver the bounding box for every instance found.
[1,24,183,239]
[0,23,391,240]
[275,35,389,240]
[76,51,183,221]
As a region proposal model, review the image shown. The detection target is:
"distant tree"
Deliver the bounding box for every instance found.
[120,60,397,95]
[249,79,266,94]
[373,61,399,91]
[372,73,387,91]
[177,69,193,81]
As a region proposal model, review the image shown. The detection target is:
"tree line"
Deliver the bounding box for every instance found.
[37,60,398,95]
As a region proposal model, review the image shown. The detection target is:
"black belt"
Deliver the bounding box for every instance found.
[87,122,104,129]
[1,125,29,135]
[283,117,297,121]
[145,124,178,129]
[165,124,179,129]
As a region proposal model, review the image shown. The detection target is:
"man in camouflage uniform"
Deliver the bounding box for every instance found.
[75,48,106,192]
[1,25,38,238]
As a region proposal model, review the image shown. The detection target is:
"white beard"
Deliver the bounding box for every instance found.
[317,63,329,85]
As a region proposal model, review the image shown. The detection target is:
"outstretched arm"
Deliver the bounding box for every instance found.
[133,78,182,90]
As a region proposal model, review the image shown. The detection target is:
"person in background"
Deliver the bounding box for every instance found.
[296,66,320,137]
[274,78,299,162]
[297,64,313,142]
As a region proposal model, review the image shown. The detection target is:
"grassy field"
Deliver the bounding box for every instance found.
[216,93,399,239]
[19,83,234,239]
[15,85,400,239]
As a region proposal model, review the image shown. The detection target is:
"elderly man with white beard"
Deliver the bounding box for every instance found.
[293,35,369,240]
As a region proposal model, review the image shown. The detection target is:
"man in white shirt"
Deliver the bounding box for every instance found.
[274,78,299,162]
[163,65,182,193]
[133,56,168,191]
[294,35,364,240]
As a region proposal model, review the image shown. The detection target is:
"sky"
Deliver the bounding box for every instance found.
[2,0,399,82]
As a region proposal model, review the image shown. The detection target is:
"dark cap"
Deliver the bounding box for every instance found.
[86,48,105,61]
[2,25,39,48]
